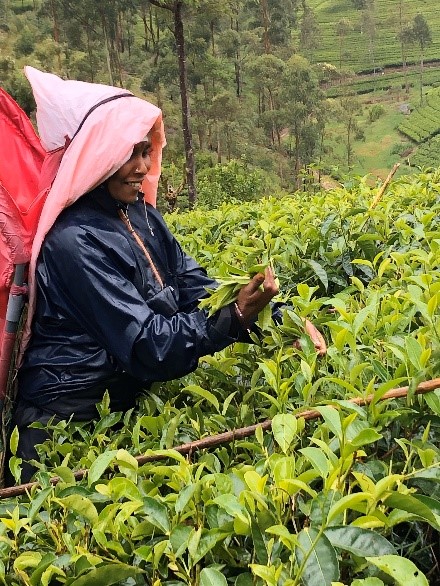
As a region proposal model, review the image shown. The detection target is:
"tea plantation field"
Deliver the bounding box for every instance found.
[1,172,440,585]
[309,0,440,72]
[397,87,440,168]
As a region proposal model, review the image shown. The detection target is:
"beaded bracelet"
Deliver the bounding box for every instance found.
[234,302,251,333]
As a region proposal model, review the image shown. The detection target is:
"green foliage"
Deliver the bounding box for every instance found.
[1,171,439,583]
[309,0,440,73]
[410,134,440,167]
[398,87,440,143]
[13,27,35,56]
[368,104,385,123]
[196,159,269,207]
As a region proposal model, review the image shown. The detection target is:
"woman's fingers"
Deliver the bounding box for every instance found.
[236,267,279,325]
[304,319,327,356]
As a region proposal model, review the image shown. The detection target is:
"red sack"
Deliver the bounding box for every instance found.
[0,88,45,400]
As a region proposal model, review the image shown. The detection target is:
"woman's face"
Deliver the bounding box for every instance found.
[107,136,153,204]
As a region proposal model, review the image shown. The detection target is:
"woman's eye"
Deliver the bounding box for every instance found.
[143,147,152,157]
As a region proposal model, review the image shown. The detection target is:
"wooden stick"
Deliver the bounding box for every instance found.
[1,377,439,500]
[369,162,400,210]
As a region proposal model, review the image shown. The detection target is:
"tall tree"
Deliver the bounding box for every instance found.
[408,13,432,104]
[248,54,285,147]
[248,0,299,53]
[337,96,362,168]
[0,0,9,29]
[299,1,320,60]
[362,0,376,75]
[335,18,353,74]
[280,56,325,187]
[148,0,197,208]
[397,0,410,94]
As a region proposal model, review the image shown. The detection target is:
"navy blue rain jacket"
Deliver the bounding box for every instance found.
[18,187,242,412]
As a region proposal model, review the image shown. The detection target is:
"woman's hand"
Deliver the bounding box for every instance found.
[294,319,327,356]
[235,266,279,327]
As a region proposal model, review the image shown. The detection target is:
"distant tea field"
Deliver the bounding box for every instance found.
[309,0,440,72]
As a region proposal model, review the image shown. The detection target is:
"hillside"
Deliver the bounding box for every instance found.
[2,0,440,193]
[309,0,440,72]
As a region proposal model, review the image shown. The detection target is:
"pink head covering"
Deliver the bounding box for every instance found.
[20,66,166,354]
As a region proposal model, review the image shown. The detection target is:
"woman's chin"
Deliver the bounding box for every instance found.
[109,188,139,204]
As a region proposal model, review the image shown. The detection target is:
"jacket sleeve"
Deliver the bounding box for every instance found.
[40,224,239,383]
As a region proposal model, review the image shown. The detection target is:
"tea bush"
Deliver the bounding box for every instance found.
[196,159,270,207]
[1,171,440,585]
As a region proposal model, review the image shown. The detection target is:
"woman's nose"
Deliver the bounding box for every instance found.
[135,155,151,174]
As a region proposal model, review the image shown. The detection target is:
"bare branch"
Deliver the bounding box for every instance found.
[1,377,439,499]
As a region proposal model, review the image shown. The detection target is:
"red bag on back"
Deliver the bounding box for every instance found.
[0,88,45,401]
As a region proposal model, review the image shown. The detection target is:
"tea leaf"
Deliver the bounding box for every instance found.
[170,525,192,557]
[56,495,98,524]
[29,553,57,586]
[234,573,254,586]
[88,450,118,486]
[41,566,66,586]
[184,384,220,412]
[307,259,328,290]
[259,359,278,392]
[350,428,382,448]
[327,493,371,524]
[191,529,229,566]
[175,484,197,514]
[351,579,385,585]
[213,494,249,524]
[324,526,396,557]
[300,447,331,478]
[296,527,339,586]
[142,496,170,534]
[106,477,142,502]
[68,563,143,586]
[257,303,273,331]
[13,552,42,572]
[9,426,19,457]
[28,487,52,522]
[365,555,428,585]
[405,337,422,371]
[384,493,438,527]
[314,407,342,440]
[412,495,440,518]
[272,413,297,453]
[52,466,75,484]
[200,567,228,586]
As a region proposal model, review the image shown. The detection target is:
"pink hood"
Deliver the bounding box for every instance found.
[21,67,166,354]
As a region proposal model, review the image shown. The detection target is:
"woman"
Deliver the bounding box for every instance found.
[9,68,285,484]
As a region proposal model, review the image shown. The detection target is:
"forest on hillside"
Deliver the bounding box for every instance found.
[1,0,439,206]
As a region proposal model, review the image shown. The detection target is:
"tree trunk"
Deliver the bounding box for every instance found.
[50,0,62,71]
[173,1,197,207]
[216,125,222,163]
[260,0,270,53]
[148,0,197,206]
[99,9,114,85]
[86,27,95,82]
[141,4,149,50]
[210,20,215,55]
[233,17,241,97]
[174,0,197,209]
[399,0,409,94]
